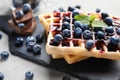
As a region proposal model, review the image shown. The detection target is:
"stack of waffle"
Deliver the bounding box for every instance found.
[8,4,36,35]
[39,8,120,64]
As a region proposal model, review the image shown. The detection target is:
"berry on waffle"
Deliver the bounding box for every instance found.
[39,7,120,64]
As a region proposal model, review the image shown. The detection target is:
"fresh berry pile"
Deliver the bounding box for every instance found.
[15,34,43,55]
[49,6,120,52]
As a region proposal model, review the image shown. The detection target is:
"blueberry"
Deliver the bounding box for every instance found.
[27,42,35,51]
[33,44,41,54]
[72,11,79,18]
[117,28,120,35]
[58,7,65,12]
[75,5,81,9]
[63,17,70,23]
[81,23,89,31]
[74,21,82,29]
[0,51,9,60]
[96,31,105,39]
[36,34,43,43]
[96,8,101,13]
[85,40,94,50]
[63,76,71,80]
[50,40,59,46]
[15,10,24,19]
[110,36,119,45]
[15,37,24,46]
[74,27,82,38]
[104,17,113,26]
[68,6,75,12]
[54,34,63,43]
[26,36,36,45]
[105,26,114,33]
[62,22,70,30]
[0,32,2,40]
[62,29,70,38]
[18,23,25,28]
[25,71,34,80]
[23,3,31,13]
[0,72,4,80]
[83,30,92,39]
[101,12,109,19]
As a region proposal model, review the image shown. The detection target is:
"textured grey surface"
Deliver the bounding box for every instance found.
[0,0,120,80]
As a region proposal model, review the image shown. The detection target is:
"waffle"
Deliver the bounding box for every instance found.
[39,12,89,64]
[46,12,120,64]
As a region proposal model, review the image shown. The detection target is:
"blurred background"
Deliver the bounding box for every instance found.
[1,0,120,16]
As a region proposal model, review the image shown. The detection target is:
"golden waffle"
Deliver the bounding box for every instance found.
[39,12,89,64]
[39,13,52,35]
[45,11,120,64]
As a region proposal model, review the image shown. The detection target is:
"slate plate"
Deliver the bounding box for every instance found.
[1,16,120,80]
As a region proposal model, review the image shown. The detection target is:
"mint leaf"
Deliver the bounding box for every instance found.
[74,14,106,27]
[89,14,96,22]
[92,20,108,27]
[74,14,90,24]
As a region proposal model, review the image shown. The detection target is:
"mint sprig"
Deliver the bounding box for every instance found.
[74,14,96,25]
[74,14,107,27]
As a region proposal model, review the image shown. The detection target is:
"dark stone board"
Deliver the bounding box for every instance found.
[1,16,120,80]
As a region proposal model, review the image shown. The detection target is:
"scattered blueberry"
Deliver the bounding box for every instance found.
[110,36,119,45]
[62,22,70,30]
[101,12,109,19]
[63,76,71,80]
[96,8,101,13]
[72,10,79,18]
[104,17,113,26]
[0,72,4,80]
[105,26,114,33]
[58,7,65,12]
[68,6,75,12]
[27,42,35,51]
[62,29,71,38]
[26,36,36,45]
[18,23,25,28]
[33,44,41,54]
[15,10,24,19]
[75,5,81,9]
[36,34,43,43]
[81,23,89,31]
[0,32,2,40]
[0,51,9,60]
[15,37,24,46]
[85,40,94,50]
[74,27,82,38]
[117,28,120,35]
[96,31,105,39]
[25,71,34,80]
[63,17,70,23]
[107,36,120,51]
[83,30,92,39]
[23,3,31,14]
[74,21,82,29]
[53,34,63,43]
